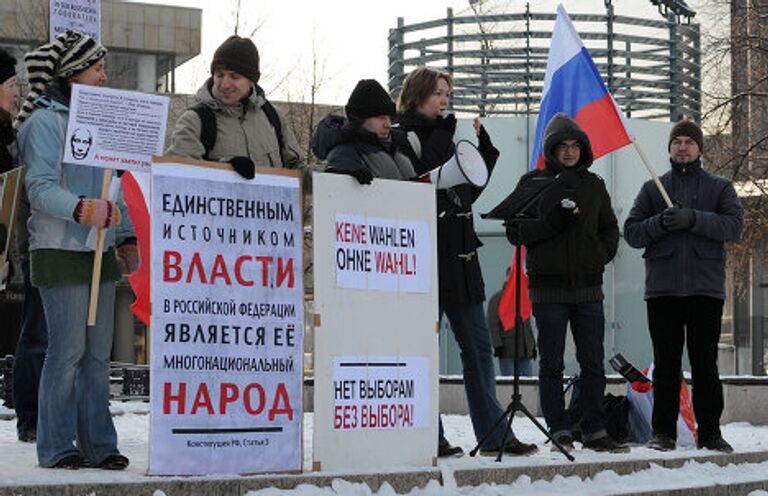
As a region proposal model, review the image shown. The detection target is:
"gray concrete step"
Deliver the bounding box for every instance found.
[2,450,767,496]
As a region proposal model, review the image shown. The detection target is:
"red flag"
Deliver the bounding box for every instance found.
[498,247,532,331]
[121,171,150,326]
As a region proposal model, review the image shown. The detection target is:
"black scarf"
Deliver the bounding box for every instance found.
[670,157,702,175]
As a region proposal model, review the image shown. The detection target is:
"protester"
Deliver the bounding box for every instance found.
[166,35,302,177]
[0,48,17,255]
[15,30,136,470]
[623,119,744,453]
[396,66,536,457]
[0,47,47,444]
[504,113,626,453]
[486,267,537,377]
[312,79,415,182]
[0,48,18,173]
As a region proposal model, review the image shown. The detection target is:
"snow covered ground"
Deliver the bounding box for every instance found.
[1,401,767,495]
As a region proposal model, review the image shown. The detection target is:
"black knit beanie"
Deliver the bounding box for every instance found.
[0,48,15,85]
[668,119,703,152]
[345,79,396,120]
[211,35,260,83]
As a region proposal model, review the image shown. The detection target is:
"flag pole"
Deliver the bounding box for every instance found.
[87,168,112,326]
[631,139,674,208]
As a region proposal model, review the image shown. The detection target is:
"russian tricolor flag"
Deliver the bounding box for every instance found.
[529,4,633,171]
[499,5,632,332]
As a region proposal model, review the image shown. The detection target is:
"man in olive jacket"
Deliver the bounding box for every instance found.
[167,35,302,177]
[624,119,743,453]
[505,113,624,453]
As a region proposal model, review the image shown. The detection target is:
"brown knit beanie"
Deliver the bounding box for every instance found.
[668,119,703,152]
[210,35,260,83]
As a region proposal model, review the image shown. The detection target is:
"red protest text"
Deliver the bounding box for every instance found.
[374,252,416,275]
[163,251,295,288]
[163,381,293,420]
[333,404,415,430]
[336,221,368,244]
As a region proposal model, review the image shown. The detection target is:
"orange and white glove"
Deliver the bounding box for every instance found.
[73,198,122,228]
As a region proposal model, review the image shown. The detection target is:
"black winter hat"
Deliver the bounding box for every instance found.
[668,119,703,152]
[0,48,15,85]
[211,35,260,83]
[345,79,395,120]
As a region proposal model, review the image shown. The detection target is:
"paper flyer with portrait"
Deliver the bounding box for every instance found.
[64,84,169,172]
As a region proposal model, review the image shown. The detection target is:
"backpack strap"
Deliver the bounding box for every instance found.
[190,95,286,164]
[190,103,217,161]
[260,99,285,163]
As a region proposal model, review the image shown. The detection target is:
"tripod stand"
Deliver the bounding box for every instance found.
[469,227,574,462]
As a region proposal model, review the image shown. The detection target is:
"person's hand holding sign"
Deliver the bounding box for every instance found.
[73,198,121,228]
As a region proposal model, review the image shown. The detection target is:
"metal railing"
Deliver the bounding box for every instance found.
[388,3,701,122]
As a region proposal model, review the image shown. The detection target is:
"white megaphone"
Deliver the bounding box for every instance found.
[417,140,488,189]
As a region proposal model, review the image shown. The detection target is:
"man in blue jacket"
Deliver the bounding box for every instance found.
[624,119,744,453]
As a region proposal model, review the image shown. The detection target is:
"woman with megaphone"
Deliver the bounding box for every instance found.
[395,67,537,458]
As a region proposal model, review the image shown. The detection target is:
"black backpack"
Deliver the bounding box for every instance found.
[565,376,631,443]
[190,96,285,162]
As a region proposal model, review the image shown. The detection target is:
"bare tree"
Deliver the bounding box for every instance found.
[698,0,768,290]
[229,0,266,38]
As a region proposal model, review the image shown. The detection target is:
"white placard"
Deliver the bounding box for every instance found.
[50,0,100,42]
[313,173,439,472]
[332,356,430,431]
[149,161,303,476]
[64,85,169,172]
[335,214,431,293]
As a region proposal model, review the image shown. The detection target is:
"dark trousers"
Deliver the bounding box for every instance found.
[12,261,48,433]
[647,296,724,442]
[533,301,606,438]
[438,302,511,449]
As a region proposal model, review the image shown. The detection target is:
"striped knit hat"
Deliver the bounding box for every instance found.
[13,30,106,129]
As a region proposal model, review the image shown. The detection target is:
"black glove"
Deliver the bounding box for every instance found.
[435,114,457,134]
[546,198,579,231]
[229,156,255,179]
[504,221,522,246]
[349,167,373,185]
[661,207,695,231]
[327,167,373,185]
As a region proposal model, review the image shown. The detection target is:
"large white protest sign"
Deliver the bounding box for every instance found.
[64,85,169,172]
[332,356,430,431]
[335,214,430,293]
[50,0,100,42]
[313,173,439,471]
[149,160,303,476]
